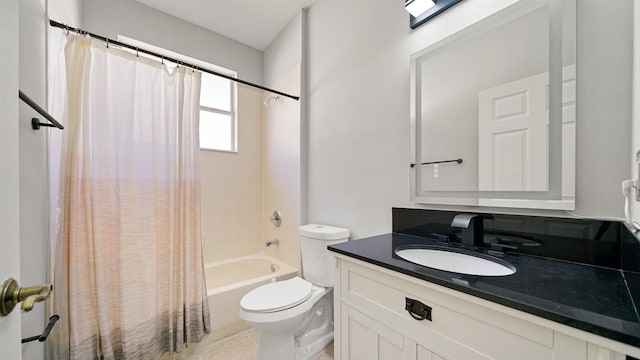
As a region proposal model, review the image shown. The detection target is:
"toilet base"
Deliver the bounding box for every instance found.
[248,288,334,360]
[255,331,296,360]
[295,331,333,360]
[254,328,332,360]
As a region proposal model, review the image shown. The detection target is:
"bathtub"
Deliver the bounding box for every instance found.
[204,253,298,342]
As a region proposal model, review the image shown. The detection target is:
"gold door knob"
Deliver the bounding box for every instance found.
[1,278,53,316]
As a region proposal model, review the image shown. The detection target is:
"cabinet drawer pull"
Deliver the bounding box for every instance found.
[405,297,432,321]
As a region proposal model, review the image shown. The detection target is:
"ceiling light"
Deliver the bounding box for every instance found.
[405,0,436,18]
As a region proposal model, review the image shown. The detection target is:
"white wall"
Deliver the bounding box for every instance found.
[305,0,410,238]
[305,0,633,239]
[48,0,80,26]
[263,12,302,91]
[81,0,263,84]
[575,0,632,221]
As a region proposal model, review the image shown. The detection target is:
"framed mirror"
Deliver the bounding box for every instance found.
[410,0,576,210]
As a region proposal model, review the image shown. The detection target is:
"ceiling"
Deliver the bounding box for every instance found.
[136,0,315,51]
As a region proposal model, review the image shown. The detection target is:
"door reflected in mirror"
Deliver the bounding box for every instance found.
[410,0,576,210]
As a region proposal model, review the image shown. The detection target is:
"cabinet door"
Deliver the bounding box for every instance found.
[553,332,630,360]
[341,304,445,360]
[417,345,446,360]
[341,304,405,360]
[587,343,626,360]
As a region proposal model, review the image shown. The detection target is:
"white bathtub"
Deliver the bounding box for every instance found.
[204,253,298,342]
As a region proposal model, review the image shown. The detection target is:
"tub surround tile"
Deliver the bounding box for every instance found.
[210,241,260,262]
[327,208,640,348]
[204,213,234,233]
[264,233,302,271]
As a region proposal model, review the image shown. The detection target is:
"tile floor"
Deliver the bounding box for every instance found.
[167,329,333,360]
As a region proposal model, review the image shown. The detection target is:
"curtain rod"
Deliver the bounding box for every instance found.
[49,19,300,101]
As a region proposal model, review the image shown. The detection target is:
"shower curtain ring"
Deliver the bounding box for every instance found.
[136,47,139,58]
[106,38,109,48]
[161,56,164,65]
[65,25,69,36]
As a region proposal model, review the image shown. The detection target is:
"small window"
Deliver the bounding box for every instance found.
[199,109,232,150]
[199,72,237,152]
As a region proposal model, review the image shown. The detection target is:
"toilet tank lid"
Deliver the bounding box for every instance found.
[299,224,350,240]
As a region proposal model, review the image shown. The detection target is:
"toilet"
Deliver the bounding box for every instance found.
[239,224,350,360]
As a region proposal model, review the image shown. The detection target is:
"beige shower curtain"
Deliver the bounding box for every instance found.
[47,33,210,360]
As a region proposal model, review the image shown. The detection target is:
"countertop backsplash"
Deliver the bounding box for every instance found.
[392,208,634,271]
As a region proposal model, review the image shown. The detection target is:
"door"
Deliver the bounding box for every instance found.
[478,67,576,194]
[478,72,549,191]
[0,0,23,358]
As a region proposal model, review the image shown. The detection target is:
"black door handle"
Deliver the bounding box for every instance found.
[405,297,432,321]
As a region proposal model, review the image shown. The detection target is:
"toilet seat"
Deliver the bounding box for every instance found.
[241,277,313,313]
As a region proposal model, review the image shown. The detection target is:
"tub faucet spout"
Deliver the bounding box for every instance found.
[265,238,279,247]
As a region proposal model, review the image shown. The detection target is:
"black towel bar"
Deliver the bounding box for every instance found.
[21,315,59,343]
[18,90,64,130]
[410,158,463,168]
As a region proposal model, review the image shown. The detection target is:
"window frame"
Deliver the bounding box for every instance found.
[198,71,238,153]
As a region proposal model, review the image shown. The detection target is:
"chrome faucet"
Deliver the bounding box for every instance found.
[265,238,279,247]
[450,213,493,248]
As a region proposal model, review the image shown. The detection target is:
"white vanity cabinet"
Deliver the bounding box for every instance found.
[333,255,638,360]
[341,304,445,360]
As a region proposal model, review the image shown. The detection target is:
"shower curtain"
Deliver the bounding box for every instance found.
[47,33,210,360]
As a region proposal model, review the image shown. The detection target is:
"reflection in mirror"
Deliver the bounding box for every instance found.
[410,0,576,210]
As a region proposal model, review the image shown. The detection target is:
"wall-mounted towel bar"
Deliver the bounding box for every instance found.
[21,315,59,343]
[410,158,463,168]
[18,90,64,130]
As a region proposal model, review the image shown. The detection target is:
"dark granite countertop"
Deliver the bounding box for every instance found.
[328,232,640,348]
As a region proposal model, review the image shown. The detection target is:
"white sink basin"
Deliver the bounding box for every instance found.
[394,247,516,276]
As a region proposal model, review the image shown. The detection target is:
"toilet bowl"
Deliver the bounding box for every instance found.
[239,224,350,360]
[240,277,333,360]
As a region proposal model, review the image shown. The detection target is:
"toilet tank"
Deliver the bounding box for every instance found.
[299,224,350,287]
